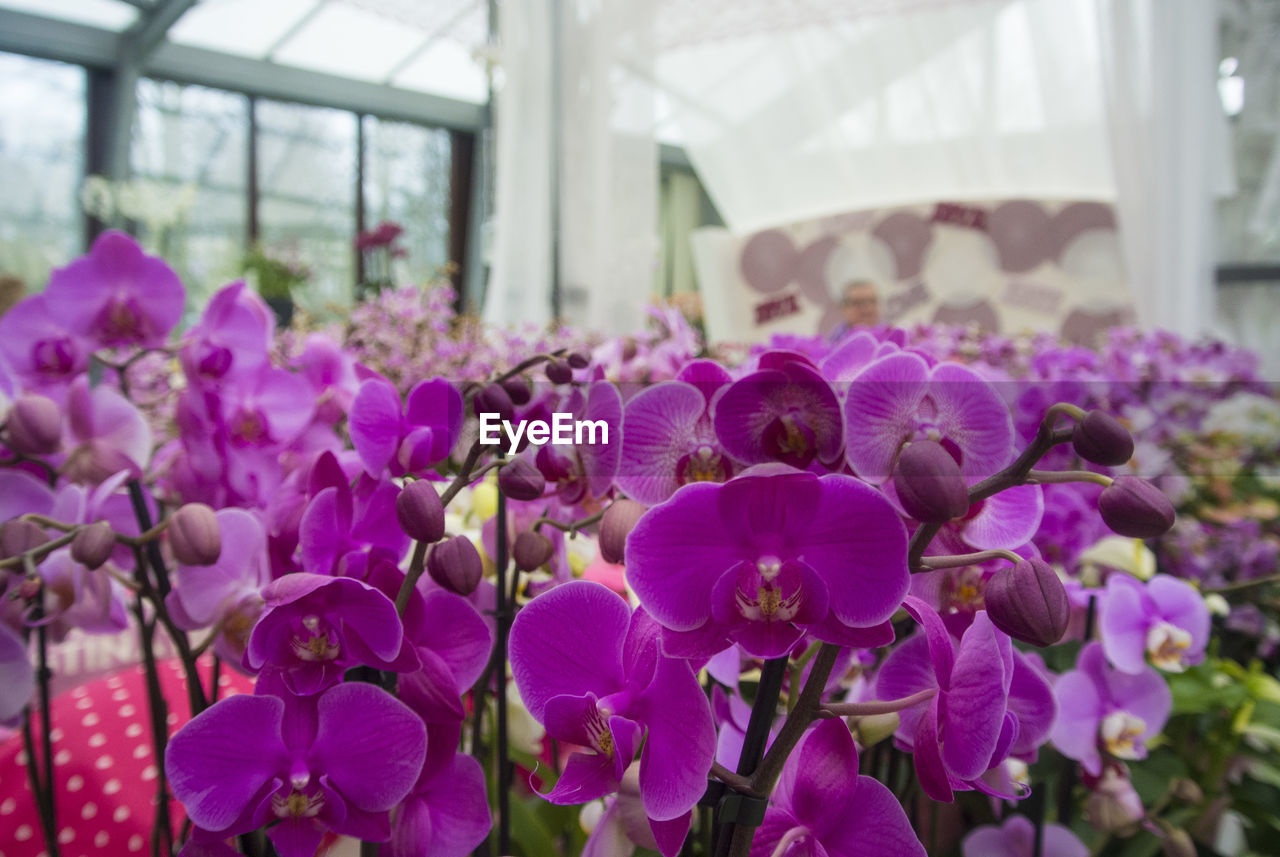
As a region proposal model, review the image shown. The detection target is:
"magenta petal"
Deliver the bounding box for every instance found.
[298,486,350,574]
[942,612,1012,780]
[928,362,1014,481]
[802,475,909,627]
[413,590,493,691]
[783,719,861,829]
[582,381,624,498]
[350,379,404,476]
[625,482,737,632]
[959,484,1043,551]
[901,597,956,688]
[676,359,732,402]
[821,777,927,857]
[0,469,55,522]
[405,377,464,461]
[509,580,629,720]
[165,694,288,831]
[413,753,492,857]
[634,656,716,821]
[912,699,954,803]
[267,816,328,857]
[399,648,468,722]
[843,352,928,481]
[1005,651,1057,756]
[0,622,35,725]
[617,381,707,505]
[649,812,692,857]
[1048,662,1104,775]
[803,616,895,650]
[874,633,937,742]
[310,682,427,811]
[541,750,619,805]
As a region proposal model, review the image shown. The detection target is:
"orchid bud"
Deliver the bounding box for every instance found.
[1162,830,1195,857]
[497,458,545,501]
[545,360,573,384]
[892,441,969,523]
[6,394,62,455]
[1085,767,1145,833]
[0,520,46,559]
[71,521,116,570]
[1073,410,1134,466]
[501,376,532,406]
[474,383,514,423]
[396,480,445,544]
[168,503,221,566]
[983,558,1069,647]
[599,499,646,564]
[427,535,483,596]
[512,531,555,572]
[566,351,590,370]
[1099,476,1175,539]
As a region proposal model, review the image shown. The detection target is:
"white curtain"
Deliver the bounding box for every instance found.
[484,0,555,329]
[485,0,659,335]
[1095,0,1236,337]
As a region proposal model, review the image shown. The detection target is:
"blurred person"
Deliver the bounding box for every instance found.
[828,279,880,340]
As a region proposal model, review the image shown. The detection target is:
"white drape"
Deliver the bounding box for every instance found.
[485,0,658,335]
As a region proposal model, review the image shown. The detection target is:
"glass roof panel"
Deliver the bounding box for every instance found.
[168,0,321,59]
[0,0,137,31]
[390,39,487,104]
[272,2,427,82]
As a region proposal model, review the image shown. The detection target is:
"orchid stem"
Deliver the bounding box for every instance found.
[915,549,1022,571]
[394,541,430,614]
[440,440,485,508]
[1025,469,1113,488]
[493,474,512,857]
[819,687,937,717]
[713,656,788,857]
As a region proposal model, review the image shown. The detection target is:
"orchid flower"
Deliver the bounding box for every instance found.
[962,815,1088,857]
[166,679,426,857]
[509,580,714,850]
[1099,573,1210,673]
[625,466,907,659]
[1050,641,1171,776]
[348,376,464,477]
[749,719,925,857]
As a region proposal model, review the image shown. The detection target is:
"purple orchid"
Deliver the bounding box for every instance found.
[509,580,715,844]
[962,815,1087,857]
[581,765,690,857]
[167,507,272,664]
[535,381,624,504]
[0,620,34,727]
[348,376,464,477]
[0,294,91,392]
[298,467,410,576]
[874,597,1020,802]
[43,229,185,348]
[1099,573,1210,674]
[61,375,152,484]
[713,352,844,470]
[843,352,1014,483]
[180,280,274,385]
[388,719,492,857]
[625,466,907,659]
[750,718,925,857]
[166,679,426,857]
[1050,641,1171,776]
[245,572,418,694]
[617,361,737,505]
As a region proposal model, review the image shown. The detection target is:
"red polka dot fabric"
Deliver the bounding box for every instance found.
[0,657,254,857]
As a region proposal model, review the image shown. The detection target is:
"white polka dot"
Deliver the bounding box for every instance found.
[106,676,123,689]
[94,755,113,770]
[224,689,239,697]
[104,779,122,794]
[88,733,106,748]
[0,797,14,814]
[128,834,144,852]
[81,802,97,820]
[112,689,129,701]
[57,828,74,844]
[141,765,157,782]
[113,806,129,823]
[118,704,136,717]
[82,712,100,727]
[66,775,84,792]
[94,832,109,848]
[15,751,26,765]
[219,674,232,687]
[49,727,63,741]
[75,697,92,710]
[125,723,143,738]
[73,686,89,697]
[15,826,31,841]
[132,745,149,759]
[54,749,70,765]
[166,713,178,725]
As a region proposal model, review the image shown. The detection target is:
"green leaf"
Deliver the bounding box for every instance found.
[509,796,561,857]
